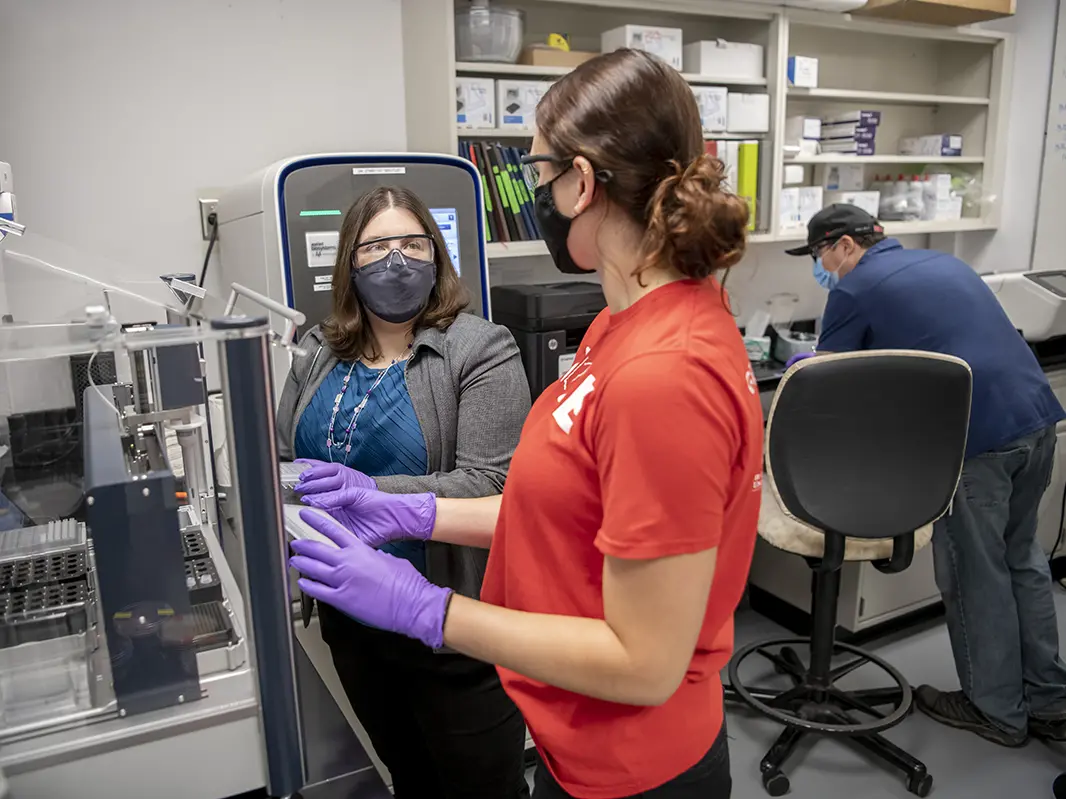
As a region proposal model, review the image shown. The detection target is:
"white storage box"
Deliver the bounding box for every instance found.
[783,164,806,185]
[683,40,764,81]
[799,186,824,226]
[692,87,728,133]
[787,56,819,88]
[825,190,881,217]
[786,116,821,142]
[602,25,683,70]
[727,93,770,133]
[816,163,867,191]
[780,187,803,230]
[899,134,963,157]
[496,80,549,129]
[456,77,495,129]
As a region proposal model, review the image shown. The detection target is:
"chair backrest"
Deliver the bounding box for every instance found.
[767,351,971,542]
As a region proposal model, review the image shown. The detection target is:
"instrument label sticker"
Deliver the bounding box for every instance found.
[313,283,332,292]
[305,231,339,268]
[352,167,406,175]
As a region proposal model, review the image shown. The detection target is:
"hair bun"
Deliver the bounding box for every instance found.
[642,153,749,280]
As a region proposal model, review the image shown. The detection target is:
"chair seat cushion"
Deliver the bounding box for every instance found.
[758,475,934,561]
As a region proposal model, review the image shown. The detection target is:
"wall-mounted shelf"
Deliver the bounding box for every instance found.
[459,128,535,138]
[404,0,1011,272]
[787,87,991,107]
[789,155,985,165]
[456,61,768,87]
[777,218,995,241]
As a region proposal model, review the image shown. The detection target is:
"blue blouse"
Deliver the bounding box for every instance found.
[294,360,429,572]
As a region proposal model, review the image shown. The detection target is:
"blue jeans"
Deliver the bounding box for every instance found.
[933,425,1066,733]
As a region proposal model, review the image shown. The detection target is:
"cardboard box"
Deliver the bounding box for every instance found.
[727,93,770,133]
[787,56,819,88]
[783,164,806,185]
[899,134,963,157]
[820,140,876,156]
[496,80,550,129]
[456,77,495,129]
[692,87,728,133]
[683,41,765,81]
[855,0,1014,26]
[816,163,866,191]
[825,190,881,217]
[602,25,683,70]
[779,187,802,230]
[799,187,824,227]
[823,110,882,127]
[518,47,598,69]
[821,122,878,143]
[786,116,822,142]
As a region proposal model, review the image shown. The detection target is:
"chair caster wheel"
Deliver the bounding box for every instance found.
[762,769,790,796]
[907,772,933,797]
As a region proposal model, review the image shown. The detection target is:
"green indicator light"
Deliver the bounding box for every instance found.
[299,209,342,217]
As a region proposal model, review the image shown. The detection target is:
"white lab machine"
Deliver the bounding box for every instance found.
[984,271,1066,557]
[215,153,491,396]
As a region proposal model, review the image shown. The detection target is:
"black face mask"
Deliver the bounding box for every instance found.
[533,180,589,275]
[351,250,437,324]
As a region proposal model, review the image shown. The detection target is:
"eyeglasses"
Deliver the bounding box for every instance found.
[810,238,841,262]
[518,154,614,191]
[354,234,435,267]
[519,154,574,190]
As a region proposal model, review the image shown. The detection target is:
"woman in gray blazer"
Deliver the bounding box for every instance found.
[276,186,531,799]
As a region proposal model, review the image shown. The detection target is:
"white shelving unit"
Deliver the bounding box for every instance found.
[400,0,1012,261]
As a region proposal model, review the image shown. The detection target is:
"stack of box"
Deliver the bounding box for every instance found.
[820,110,882,156]
[692,87,728,134]
[899,134,964,157]
[816,163,881,217]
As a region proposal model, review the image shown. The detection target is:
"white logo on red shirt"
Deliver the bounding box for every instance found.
[745,368,757,396]
[553,374,596,434]
[752,473,763,492]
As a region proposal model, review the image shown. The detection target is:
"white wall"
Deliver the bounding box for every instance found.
[0,0,406,305]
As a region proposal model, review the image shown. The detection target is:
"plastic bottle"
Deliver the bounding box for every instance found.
[880,174,908,220]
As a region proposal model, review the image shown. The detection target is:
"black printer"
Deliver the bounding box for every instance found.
[491,282,607,398]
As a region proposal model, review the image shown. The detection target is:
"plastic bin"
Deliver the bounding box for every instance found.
[455,3,524,64]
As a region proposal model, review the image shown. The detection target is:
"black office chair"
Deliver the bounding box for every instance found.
[726,351,971,798]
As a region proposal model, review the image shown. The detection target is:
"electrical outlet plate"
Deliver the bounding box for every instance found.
[199,198,219,241]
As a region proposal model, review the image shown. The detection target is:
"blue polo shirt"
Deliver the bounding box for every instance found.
[818,238,1064,459]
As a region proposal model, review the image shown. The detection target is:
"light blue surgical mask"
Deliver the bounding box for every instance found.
[813,257,839,291]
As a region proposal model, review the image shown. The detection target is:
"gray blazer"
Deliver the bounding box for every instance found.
[276,313,531,599]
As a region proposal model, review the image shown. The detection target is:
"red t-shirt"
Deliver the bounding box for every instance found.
[481,279,764,798]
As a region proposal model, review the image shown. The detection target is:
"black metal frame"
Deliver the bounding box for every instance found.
[726,563,933,798]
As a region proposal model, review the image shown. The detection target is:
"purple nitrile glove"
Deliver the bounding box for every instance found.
[301,486,436,549]
[785,351,817,369]
[294,459,377,495]
[290,509,451,648]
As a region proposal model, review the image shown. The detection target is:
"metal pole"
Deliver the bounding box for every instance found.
[212,315,305,797]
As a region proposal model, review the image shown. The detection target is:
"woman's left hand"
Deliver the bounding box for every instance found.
[289,509,451,649]
[294,459,377,495]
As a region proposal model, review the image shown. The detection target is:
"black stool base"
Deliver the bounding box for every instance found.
[726,639,933,797]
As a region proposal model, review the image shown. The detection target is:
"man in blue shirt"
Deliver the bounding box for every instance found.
[786,204,1066,747]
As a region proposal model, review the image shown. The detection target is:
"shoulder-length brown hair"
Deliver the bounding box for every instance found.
[322,186,469,362]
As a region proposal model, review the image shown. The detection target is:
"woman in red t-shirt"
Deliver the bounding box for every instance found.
[290,48,764,799]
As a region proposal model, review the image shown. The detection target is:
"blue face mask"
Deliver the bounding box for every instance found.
[813,257,839,291]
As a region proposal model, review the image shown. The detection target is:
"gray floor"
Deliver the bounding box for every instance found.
[727,591,1066,798]
[526,589,1066,798]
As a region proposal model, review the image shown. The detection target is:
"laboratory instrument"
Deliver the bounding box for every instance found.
[0,219,389,798]
[216,153,491,395]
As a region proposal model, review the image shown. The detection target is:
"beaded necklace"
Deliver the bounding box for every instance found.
[326,344,412,465]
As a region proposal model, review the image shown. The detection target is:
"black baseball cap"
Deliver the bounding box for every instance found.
[784,204,885,256]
